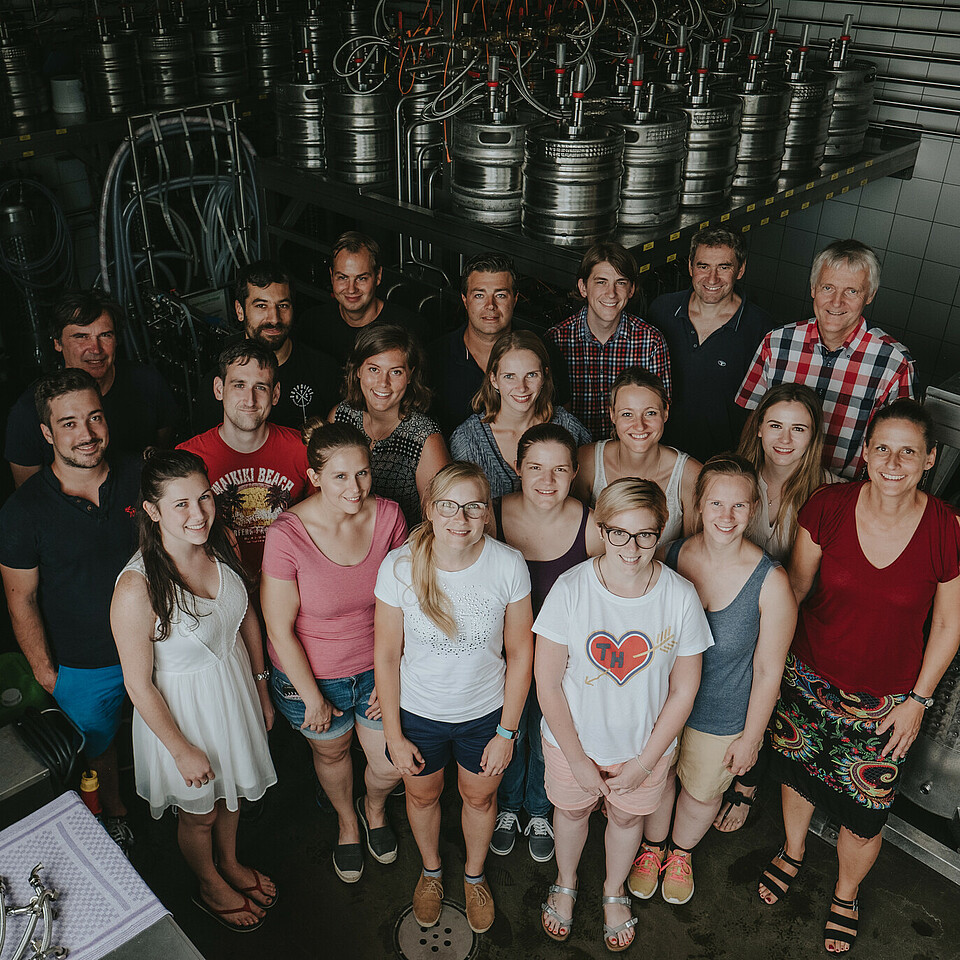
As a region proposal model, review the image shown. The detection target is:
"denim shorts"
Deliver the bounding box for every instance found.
[391,707,502,776]
[53,664,126,758]
[270,665,381,741]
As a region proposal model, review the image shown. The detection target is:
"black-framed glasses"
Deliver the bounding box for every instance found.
[601,524,659,548]
[433,499,487,519]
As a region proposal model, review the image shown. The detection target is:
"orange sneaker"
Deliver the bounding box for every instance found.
[661,850,694,905]
[627,844,665,900]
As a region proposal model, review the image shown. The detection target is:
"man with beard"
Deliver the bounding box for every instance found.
[194,260,340,431]
[5,290,179,487]
[0,368,140,852]
[179,340,309,581]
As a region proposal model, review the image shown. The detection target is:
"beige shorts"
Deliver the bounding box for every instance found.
[675,726,741,803]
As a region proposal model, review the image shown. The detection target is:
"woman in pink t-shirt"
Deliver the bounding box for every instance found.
[261,419,407,885]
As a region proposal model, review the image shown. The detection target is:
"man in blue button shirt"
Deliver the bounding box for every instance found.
[0,368,140,851]
[649,227,773,461]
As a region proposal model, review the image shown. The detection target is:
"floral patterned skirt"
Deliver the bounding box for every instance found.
[768,653,907,839]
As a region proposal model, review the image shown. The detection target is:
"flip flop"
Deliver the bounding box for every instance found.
[236,869,278,909]
[192,894,265,932]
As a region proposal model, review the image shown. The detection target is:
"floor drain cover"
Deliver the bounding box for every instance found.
[394,902,478,960]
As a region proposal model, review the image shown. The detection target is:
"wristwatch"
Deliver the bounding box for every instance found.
[254,670,271,682]
[496,724,518,741]
[908,690,934,709]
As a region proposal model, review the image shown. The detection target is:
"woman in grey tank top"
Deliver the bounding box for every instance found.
[625,455,797,907]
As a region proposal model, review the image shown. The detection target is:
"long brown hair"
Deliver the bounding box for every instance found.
[405,462,491,639]
[737,383,828,549]
[472,330,554,424]
[138,449,249,642]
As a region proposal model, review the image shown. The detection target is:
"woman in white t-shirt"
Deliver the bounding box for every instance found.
[535,478,712,952]
[374,462,533,936]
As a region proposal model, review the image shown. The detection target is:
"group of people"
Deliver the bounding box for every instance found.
[1,227,956,956]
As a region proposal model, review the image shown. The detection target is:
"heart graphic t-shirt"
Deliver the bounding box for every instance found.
[534,559,713,765]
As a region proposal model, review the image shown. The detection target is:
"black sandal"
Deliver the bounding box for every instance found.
[824,894,858,952]
[759,846,803,904]
[715,781,756,831]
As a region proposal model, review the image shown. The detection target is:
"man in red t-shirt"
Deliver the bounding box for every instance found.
[178,341,309,581]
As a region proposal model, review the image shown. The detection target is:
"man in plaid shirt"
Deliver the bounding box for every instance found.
[736,239,916,478]
[546,241,671,441]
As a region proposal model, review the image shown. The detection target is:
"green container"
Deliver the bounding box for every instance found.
[0,651,52,726]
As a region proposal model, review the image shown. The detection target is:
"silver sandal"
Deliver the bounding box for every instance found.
[602,894,638,953]
[541,884,577,942]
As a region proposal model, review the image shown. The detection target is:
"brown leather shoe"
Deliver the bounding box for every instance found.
[412,873,444,928]
[464,877,495,934]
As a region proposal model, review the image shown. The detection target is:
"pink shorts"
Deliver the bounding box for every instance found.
[542,737,675,816]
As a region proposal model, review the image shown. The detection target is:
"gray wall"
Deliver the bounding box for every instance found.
[740,0,960,391]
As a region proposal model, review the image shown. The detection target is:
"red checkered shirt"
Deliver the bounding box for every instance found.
[546,307,672,441]
[735,317,917,478]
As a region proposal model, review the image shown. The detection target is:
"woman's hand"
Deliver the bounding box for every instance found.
[175,744,215,788]
[365,686,382,722]
[478,735,515,777]
[606,757,651,794]
[256,679,275,732]
[723,736,760,777]
[301,694,343,735]
[877,699,925,760]
[568,753,610,797]
[386,736,425,777]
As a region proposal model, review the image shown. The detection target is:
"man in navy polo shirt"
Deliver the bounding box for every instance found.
[649,227,773,461]
[0,368,141,851]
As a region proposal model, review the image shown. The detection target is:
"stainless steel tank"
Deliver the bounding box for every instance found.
[0,28,50,119]
[341,1,372,41]
[196,9,247,100]
[246,3,291,93]
[823,60,876,159]
[400,75,443,206]
[450,108,528,228]
[901,651,960,821]
[522,120,624,247]
[727,78,790,190]
[325,82,395,186]
[781,71,837,174]
[294,2,339,80]
[82,25,144,118]
[275,54,325,171]
[141,17,198,108]
[611,102,686,228]
[678,92,742,207]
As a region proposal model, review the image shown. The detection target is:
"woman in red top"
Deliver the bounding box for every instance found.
[759,399,960,953]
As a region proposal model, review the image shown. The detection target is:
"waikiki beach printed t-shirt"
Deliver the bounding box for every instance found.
[178,424,309,576]
[533,559,713,765]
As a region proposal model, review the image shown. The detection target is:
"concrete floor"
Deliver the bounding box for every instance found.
[125,720,960,960]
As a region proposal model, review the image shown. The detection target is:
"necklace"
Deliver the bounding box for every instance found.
[596,555,656,598]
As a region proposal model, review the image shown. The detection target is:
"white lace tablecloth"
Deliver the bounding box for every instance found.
[0,792,169,960]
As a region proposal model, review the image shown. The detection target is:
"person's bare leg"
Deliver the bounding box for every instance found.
[404,769,445,871]
[824,828,882,953]
[179,806,263,926]
[355,723,401,829]
[670,786,723,851]
[91,741,126,818]
[213,799,276,908]
[457,765,502,877]
[602,803,645,949]
[759,784,815,904]
[308,730,360,844]
[542,804,591,937]
[714,781,757,832]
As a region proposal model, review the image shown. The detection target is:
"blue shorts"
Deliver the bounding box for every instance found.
[270,666,381,742]
[393,707,502,777]
[53,664,126,758]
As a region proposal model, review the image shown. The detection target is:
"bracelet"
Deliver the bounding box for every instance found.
[634,756,653,777]
[496,724,518,741]
[253,670,270,682]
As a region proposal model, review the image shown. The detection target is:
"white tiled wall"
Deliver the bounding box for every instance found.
[742,0,960,389]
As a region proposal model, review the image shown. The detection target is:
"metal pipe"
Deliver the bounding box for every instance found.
[877,75,960,93]
[743,12,960,42]
[767,35,960,67]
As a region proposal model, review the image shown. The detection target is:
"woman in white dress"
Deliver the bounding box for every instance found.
[574,367,700,541]
[111,450,278,932]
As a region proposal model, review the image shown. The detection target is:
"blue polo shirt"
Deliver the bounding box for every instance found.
[0,456,141,669]
[649,288,774,461]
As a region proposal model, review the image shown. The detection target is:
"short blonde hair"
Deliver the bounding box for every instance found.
[595,478,668,533]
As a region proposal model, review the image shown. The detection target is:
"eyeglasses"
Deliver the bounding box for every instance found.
[433,499,487,519]
[601,525,659,548]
